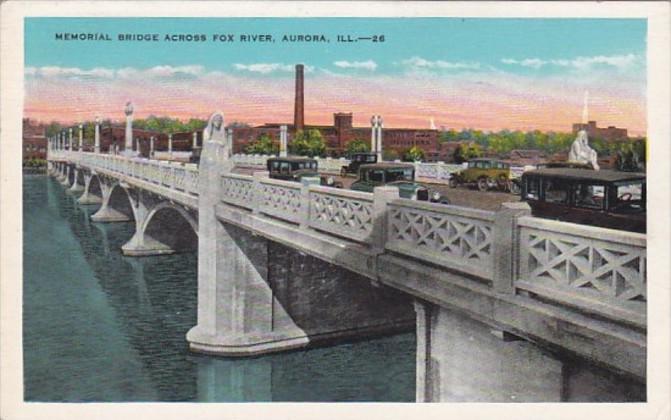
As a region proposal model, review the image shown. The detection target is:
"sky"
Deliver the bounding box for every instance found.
[24,18,647,135]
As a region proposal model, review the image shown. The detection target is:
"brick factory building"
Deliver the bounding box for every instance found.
[231,64,442,160]
[23,118,47,160]
[572,121,629,141]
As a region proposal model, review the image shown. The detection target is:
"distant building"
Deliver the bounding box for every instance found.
[435,141,463,163]
[231,64,441,158]
[506,149,547,166]
[572,121,628,141]
[23,118,47,160]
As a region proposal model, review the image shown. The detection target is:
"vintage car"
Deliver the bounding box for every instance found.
[350,163,449,204]
[267,157,342,187]
[340,152,378,176]
[520,167,646,233]
[449,158,520,193]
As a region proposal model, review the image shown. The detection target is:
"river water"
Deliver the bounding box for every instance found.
[23,174,416,402]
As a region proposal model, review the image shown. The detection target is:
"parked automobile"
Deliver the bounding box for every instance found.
[520,167,646,233]
[350,163,449,204]
[449,158,520,193]
[267,157,342,187]
[340,152,378,176]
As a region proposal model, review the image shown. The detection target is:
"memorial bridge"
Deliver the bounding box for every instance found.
[45,116,646,402]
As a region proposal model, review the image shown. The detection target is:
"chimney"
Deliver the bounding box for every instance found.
[294,64,304,131]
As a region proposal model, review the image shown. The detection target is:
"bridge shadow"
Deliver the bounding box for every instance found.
[226,221,415,341]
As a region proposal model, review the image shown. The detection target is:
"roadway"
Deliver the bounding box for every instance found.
[232,166,520,211]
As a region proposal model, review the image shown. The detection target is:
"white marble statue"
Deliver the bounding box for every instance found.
[202,111,230,164]
[568,130,599,170]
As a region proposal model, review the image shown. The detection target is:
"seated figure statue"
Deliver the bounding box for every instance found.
[568,129,600,170]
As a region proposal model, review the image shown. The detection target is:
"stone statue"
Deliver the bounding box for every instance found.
[124,101,134,117]
[568,130,599,170]
[201,111,230,166]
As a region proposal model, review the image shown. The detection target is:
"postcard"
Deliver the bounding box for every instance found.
[1,1,670,419]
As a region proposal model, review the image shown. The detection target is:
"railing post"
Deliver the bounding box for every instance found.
[372,186,400,252]
[299,182,311,229]
[251,171,268,215]
[492,202,531,294]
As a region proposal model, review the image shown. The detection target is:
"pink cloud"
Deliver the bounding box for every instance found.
[24,68,646,136]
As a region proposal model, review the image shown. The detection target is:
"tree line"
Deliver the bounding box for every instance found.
[439,128,646,161]
[45,116,212,139]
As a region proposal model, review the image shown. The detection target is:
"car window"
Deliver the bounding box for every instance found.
[524,177,540,201]
[573,183,604,209]
[367,155,376,162]
[370,170,385,183]
[543,179,569,204]
[280,162,291,173]
[386,168,414,182]
[468,161,476,168]
[271,161,280,171]
[612,182,645,211]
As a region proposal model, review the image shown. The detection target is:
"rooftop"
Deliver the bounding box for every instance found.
[525,168,645,182]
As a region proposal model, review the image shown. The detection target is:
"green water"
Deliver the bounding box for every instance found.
[22,174,416,402]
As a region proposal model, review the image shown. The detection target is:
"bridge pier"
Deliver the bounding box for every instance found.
[68,167,84,193]
[90,178,133,223]
[55,163,66,182]
[414,300,644,402]
[60,164,72,187]
[187,222,310,356]
[77,172,103,205]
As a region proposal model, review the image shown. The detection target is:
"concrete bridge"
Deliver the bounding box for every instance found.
[46,127,646,402]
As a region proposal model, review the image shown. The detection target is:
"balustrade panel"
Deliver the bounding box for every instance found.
[386,199,495,279]
[308,186,374,243]
[516,217,646,326]
[220,174,255,209]
[258,179,303,224]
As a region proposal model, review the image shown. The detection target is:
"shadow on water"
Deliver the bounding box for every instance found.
[23,174,416,402]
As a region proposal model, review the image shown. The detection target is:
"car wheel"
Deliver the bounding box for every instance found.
[510,181,521,195]
[477,177,488,192]
[448,177,458,188]
[497,175,508,191]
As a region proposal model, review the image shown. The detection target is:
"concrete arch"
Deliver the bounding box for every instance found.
[118,188,197,256]
[107,183,135,221]
[69,167,85,192]
[141,201,198,237]
[91,180,134,223]
[78,172,103,205]
[88,173,102,196]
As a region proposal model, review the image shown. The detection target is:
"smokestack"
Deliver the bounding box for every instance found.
[294,64,304,131]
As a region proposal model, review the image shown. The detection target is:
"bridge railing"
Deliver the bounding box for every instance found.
[218,171,646,325]
[385,199,496,279]
[52,151,200,196]
[515,216,646,327]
